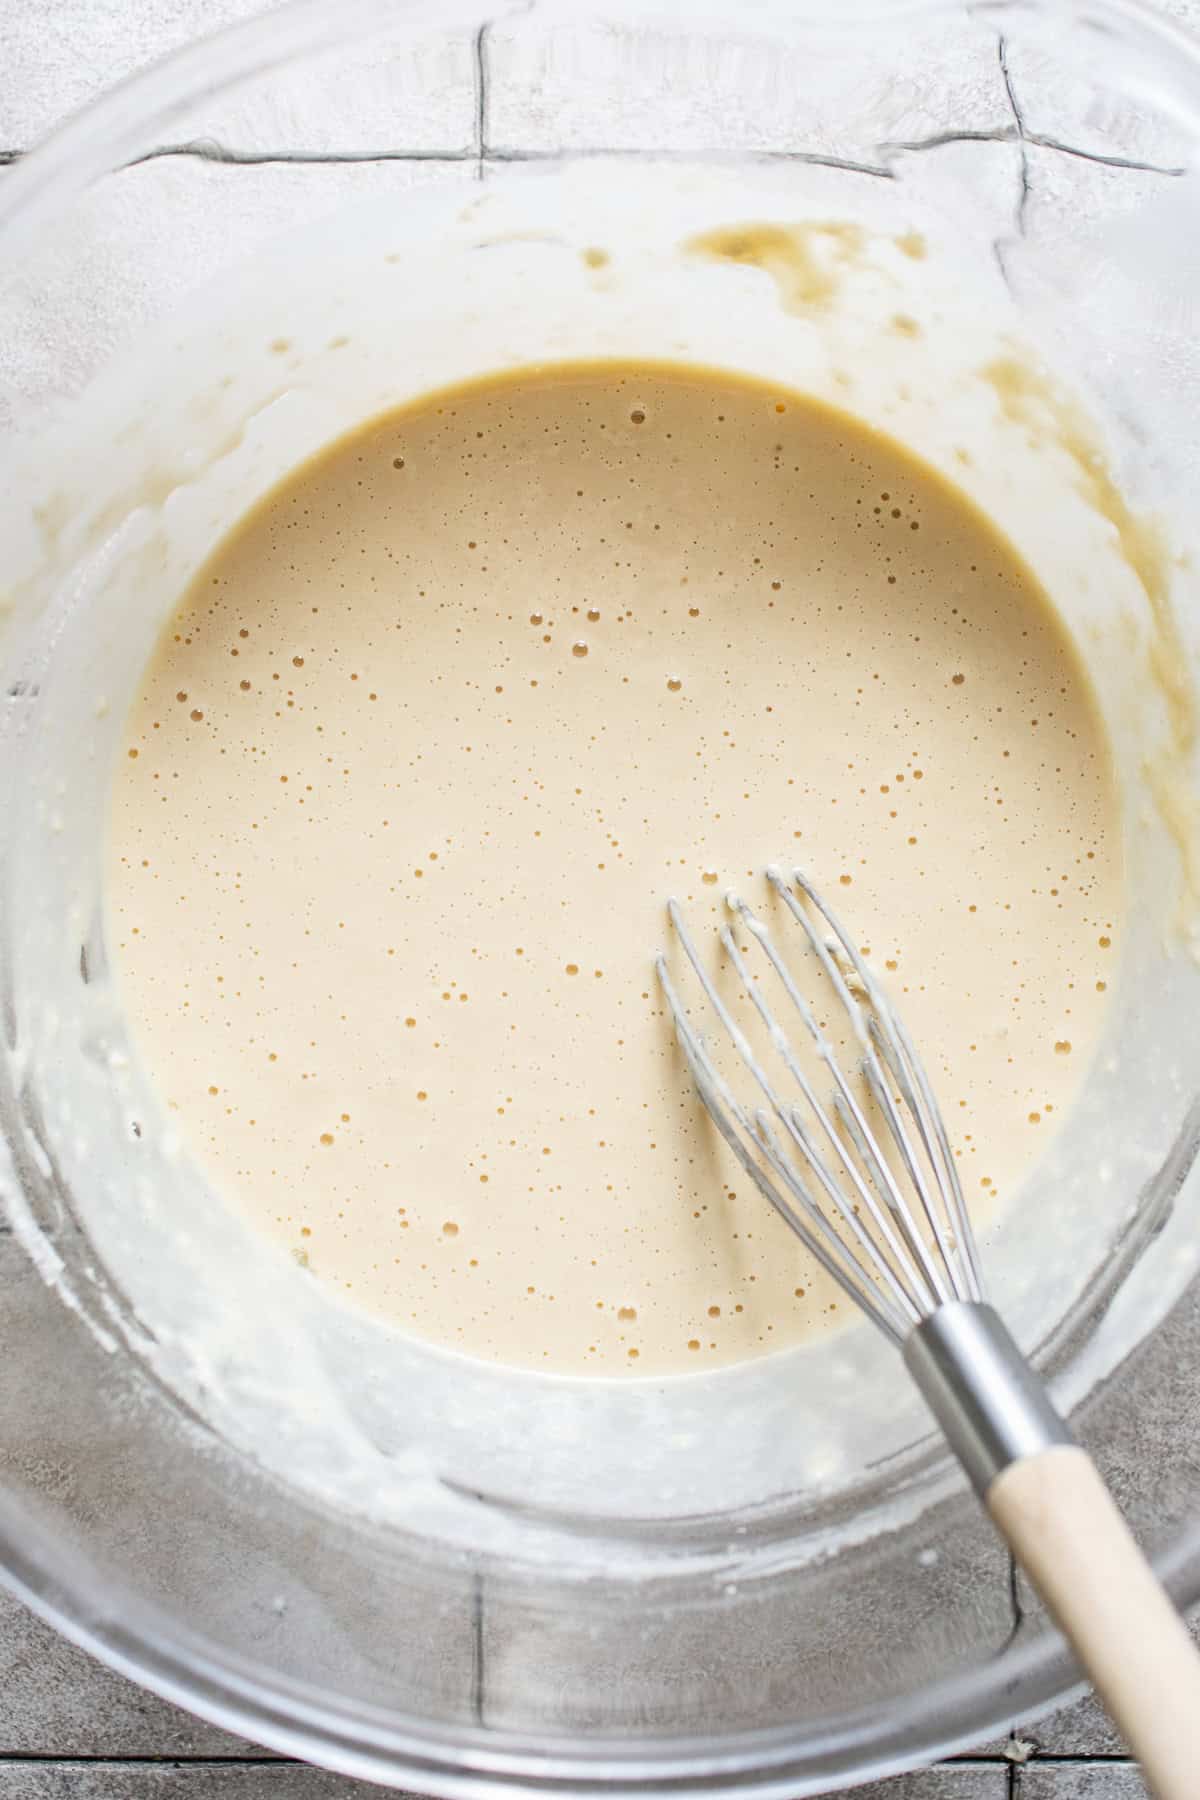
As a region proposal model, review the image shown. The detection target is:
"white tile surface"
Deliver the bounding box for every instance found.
[0,1587,261,1757]
[1020,1769,1149,1798]
[483,8,1008,158]
[846,1774,1007,1799]
[0,1769,390,1797]
[0,0,478,154]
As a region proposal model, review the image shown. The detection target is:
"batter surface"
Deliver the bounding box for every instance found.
[108,362,1120,1374]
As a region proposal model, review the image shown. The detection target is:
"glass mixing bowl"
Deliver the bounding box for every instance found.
[2,0,1199,1790]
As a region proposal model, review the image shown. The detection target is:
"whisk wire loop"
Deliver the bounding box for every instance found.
[657,868,986,1336]
[656,911,915,1342]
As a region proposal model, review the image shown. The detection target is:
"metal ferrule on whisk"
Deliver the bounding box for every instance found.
[904,1301,1072,1495]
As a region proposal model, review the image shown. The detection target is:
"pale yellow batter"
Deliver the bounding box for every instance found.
[108,362,1120,1375]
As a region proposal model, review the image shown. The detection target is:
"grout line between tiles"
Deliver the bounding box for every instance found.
[126,143,477,167]
[470,1569,486,1726]
[0,137,1182,174]
[473,20,489,176]
[0,1758,290,1767]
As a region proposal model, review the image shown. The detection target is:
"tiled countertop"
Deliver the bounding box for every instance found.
[1,3,1197,1795]
[5,1555,1197,1799]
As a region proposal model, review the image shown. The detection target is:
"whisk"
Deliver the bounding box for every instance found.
[657,867,1200,1800]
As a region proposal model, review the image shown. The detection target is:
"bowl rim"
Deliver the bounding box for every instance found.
[2,0,1200,1789]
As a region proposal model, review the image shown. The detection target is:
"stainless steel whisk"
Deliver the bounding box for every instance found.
[657,868,1200,1800]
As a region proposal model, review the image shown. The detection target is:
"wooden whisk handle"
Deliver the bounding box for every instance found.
[906,1301,1200,1799]
[988,1445,1200,1800]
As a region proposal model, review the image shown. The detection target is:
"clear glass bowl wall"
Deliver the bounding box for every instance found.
[1,1,1199,1793]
